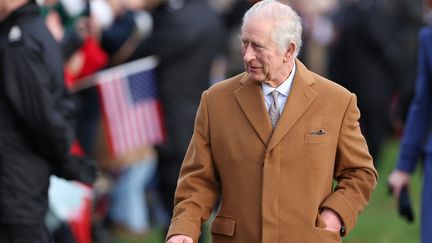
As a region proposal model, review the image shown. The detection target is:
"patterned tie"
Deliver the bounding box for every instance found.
[269,90,280,129]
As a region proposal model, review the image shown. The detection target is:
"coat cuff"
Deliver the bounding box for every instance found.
[320,193,356,236]
[166,219,201,243]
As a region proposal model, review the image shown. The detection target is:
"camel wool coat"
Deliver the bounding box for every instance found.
[167,60,378,243]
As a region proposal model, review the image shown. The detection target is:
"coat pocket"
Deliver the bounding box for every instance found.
[309,213,341,243]
[305,134,331,144]
[210,215,236,236]
[310,227,341,243]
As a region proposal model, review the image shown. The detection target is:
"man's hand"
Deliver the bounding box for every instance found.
[388,169,411,199]
[320,208,342,232]
[166,235,193,243]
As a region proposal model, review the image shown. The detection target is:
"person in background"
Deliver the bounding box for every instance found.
[0,0,96,242]
[129,0,226,235]
[388,1,432,242]
[328,0,423,164]
[93,0,158,239]
[166,0,377,242]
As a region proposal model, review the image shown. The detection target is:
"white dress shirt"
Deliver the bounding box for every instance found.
[262,63,296,113]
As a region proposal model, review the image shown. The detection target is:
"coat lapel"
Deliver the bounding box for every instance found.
[267,60,317,151]
[235,74,273,146]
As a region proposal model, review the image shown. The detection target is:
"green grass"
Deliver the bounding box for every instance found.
[116,139,421,243]
[117,228,165,243]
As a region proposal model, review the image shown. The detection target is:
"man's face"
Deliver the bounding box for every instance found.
[241,18,292,87]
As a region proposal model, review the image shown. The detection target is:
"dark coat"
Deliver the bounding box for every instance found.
[131,0,226,157]
[396,26,432,243]
[397,27,432,171]
[328,0,422,158]
[0,3,83,224]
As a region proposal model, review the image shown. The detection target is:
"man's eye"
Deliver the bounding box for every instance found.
[253,43,264,49]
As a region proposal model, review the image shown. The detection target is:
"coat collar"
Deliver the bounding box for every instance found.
[235,59,317,148]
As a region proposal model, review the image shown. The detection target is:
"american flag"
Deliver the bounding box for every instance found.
[96,57,165,157]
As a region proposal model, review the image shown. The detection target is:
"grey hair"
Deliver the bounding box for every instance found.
[242,0,303,57]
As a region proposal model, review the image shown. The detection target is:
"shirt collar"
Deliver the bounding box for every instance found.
[262,63,296,97]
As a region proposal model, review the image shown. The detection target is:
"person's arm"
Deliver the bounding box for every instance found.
[3,44,75,164]
[320,94,378,236]
[166,91,220,242]
[3,41,97,185]
[388,28,432,198]
[396,28,432,172]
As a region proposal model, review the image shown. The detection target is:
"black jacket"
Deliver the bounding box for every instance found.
[0,2,89,224]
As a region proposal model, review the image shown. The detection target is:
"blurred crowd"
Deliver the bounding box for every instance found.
[2,0,432,242]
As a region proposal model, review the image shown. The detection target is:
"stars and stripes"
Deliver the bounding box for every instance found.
[96,57,164,157]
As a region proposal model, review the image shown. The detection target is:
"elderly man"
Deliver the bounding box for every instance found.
[166,0,378,242]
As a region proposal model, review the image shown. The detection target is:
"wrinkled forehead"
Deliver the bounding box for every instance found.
[241,16,274,36]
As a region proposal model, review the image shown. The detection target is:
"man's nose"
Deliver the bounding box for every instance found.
[243,45,255,62]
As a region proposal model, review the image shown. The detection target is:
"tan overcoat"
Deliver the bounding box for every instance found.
[167,60,378,243]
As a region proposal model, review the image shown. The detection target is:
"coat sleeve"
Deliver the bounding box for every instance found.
[3,43,75,165]
[320,93,378,236]
[396,28,432,173]
[166,91,220,242]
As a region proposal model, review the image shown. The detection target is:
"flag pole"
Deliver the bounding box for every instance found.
[70,55,159,93]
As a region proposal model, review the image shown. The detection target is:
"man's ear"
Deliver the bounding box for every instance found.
[283,43,296,62]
